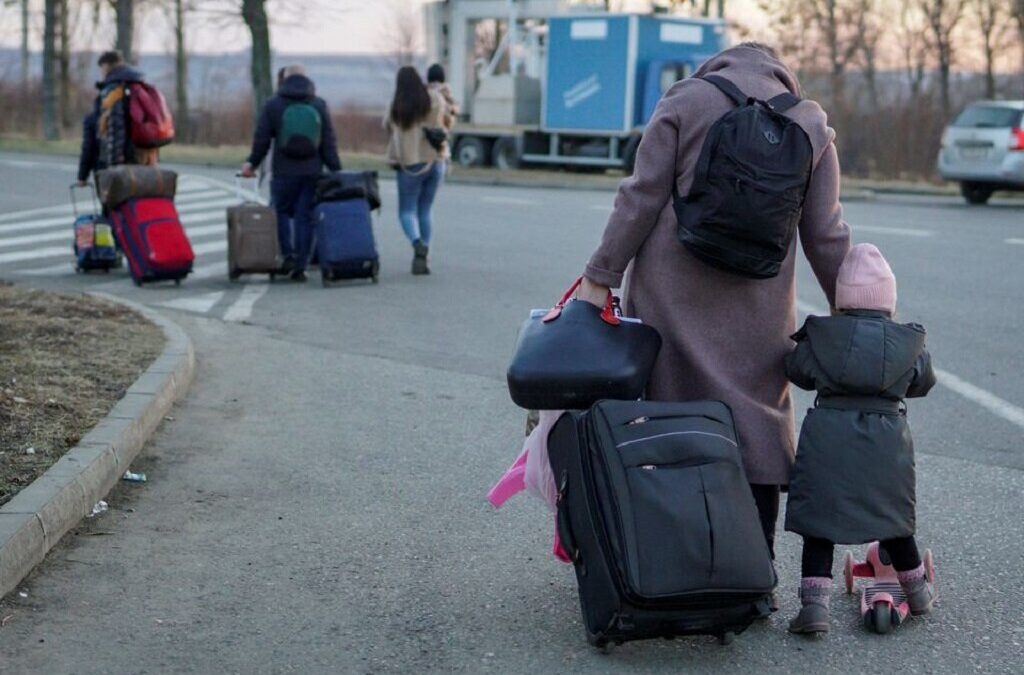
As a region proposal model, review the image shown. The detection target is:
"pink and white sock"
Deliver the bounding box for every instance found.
[799,577,832,608]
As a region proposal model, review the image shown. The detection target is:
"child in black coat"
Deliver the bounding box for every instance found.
[784,244,937,635]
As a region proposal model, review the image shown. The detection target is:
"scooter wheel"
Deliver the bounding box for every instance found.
[923,549,936,584]
[871,602,892,634]
[718,631,735,646]
[843,551,855,594]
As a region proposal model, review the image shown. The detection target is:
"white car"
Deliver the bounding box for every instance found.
[937,100,1024,204]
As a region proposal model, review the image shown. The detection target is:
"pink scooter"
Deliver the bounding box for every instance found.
[843,542,935,634]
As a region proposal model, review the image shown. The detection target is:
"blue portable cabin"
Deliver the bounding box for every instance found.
[542,14,725,135]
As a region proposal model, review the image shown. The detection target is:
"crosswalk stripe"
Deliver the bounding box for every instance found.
[0,246,70,264]
[190,261,228,279]
[0,196,235,235]
[0,209,225,250]
[177,189,230,204]
[159,291,225,314]
[18,262,78,276]
[191,240,227,256]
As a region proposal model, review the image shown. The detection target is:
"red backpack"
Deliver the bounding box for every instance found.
[128,82,175,148]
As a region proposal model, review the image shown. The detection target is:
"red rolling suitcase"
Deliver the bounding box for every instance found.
[111,197,194,286]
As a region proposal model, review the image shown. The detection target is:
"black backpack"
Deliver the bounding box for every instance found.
[674,75,813,279]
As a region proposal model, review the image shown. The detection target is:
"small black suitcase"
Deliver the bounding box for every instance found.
[548,399,776,649]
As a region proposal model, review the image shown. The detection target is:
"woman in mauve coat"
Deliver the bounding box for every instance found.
[576,43,852,560]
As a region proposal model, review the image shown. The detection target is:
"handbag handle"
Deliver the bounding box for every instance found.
[542,276,620,326]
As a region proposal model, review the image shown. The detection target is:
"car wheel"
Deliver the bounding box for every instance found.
[493,137,521,171]
[961,182,994,205]
[623,134,643,175]
[455,137,489,168]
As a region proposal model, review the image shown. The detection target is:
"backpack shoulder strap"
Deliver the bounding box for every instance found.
[701,75,748,107]
[767,91,802,113]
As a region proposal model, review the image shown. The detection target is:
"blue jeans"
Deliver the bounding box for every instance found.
[271,174,318,271]
[397,162,445,246]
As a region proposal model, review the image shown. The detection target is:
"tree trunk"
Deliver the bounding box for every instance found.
[116,0,134,63]
[717,0,725,17]
[983,37,995,99]
[174,0,190,141]
[43,0,59,140]
[20,0,30,92]
[58,0,72,130]
[242,0,273,125]
[939,46,952,118]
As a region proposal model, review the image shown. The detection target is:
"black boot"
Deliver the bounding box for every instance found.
[412,240,430,275]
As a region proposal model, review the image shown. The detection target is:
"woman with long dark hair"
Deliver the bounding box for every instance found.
[386,66,449,275]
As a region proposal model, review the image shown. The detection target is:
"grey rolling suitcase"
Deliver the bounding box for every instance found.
[226,176,280,281]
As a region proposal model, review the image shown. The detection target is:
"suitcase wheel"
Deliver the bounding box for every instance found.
[718,631,735,646]
[371,260,380,284]
[321,273,330,288]
[229,269,242,282]
[133,278,143,287]
[174,279,181,287]
[269,273,276,283]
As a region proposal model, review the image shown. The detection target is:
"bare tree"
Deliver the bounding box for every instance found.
[899,0,930,100]
[972,0,1008,98]
[241,0,272,121]
[43,0,59,140]
[58,0,74,129]
[919,0,967,118]
[115,0,134,61]
[382,0,422,70]
[1010,0,1024,96]
[857,1,884,111]
[21,0,30,91]
[170,0,190,140]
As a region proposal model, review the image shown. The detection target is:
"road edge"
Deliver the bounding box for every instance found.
[0,293,195,599]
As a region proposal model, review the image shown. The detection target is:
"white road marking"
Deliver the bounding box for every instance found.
[0,246,68,264]
[590,204,613,212]
[0,203,77,224]
[190,261,228,279]
[0,158,75,172]
[480,196,536,206]
[222,283,268,322]
[191,240,227,256]
[0,196,235,235]
[0,210,224,251]
[797,299,1024,430]
[1005,238,1024,245]
[853,224,933,238]
[159,291,225,314]
[176,189,230,204]
[18,261,78,276]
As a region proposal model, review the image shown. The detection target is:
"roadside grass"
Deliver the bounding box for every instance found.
[0,284,164,507]
[0,134,964,196]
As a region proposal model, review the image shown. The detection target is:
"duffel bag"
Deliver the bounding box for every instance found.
[315,170,381,211]
[96,165,177,208]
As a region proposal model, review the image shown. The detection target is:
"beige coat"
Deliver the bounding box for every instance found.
[584,46,852,485]
[385,89,450,168]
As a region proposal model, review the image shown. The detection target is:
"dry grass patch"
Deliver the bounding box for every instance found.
[0,285,164,506]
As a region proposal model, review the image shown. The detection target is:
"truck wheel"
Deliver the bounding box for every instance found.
[623,134,643,175]
[960,182,994,205]
[493,137,521,171]
[455,137,489,167]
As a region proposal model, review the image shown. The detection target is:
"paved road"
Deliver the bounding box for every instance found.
[0,152,1021,673]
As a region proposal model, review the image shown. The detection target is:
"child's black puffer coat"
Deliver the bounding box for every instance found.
[783,310,936,544]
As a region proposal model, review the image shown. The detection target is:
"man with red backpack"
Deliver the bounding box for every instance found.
[77,50,174,187]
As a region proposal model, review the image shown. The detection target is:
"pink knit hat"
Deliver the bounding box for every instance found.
[835,243,897,314]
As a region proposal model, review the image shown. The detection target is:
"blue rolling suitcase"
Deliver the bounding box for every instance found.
[71,184,120,273]
[313,198,379,286]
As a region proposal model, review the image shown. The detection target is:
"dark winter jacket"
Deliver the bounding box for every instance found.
[783,310,936,544]
[246,75,342,177]
[79,64,146,180]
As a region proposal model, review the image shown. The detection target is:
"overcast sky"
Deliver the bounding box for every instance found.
[0,1,763,56]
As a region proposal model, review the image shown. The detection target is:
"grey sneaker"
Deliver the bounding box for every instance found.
[905,580,937,616]
[788,603,830,635]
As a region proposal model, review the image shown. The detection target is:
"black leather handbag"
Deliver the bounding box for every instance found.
[315,170,382,211]
[507,278,662,410]
[423,127,448,152]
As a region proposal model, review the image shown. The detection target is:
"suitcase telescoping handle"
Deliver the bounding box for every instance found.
[234,173,264,206]
[69,182,100,218]
[542,276,620,326]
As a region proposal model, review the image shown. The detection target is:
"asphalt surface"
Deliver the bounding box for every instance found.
[0,152,1021,673]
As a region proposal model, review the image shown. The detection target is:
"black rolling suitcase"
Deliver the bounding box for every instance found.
[548,399,776,649]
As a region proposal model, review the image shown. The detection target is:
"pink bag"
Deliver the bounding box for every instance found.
[488,411,570,563]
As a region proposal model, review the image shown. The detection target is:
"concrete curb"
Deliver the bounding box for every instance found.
[0,293,195,599]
